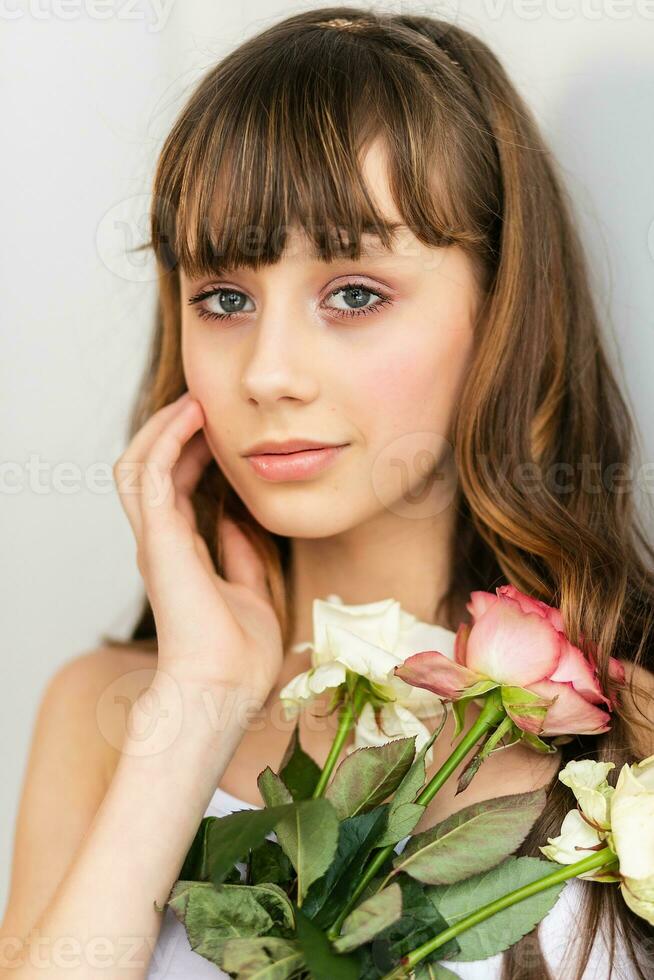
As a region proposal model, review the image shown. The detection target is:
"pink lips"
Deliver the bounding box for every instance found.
[245,445,348,482]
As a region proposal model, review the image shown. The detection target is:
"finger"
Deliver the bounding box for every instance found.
[219,517,271,602]
[173,428,214,499]
[117,392,192,485]
[140,398,205,535]
[114,392,192,538]
[174,431,214,533]
[122,392,192,467]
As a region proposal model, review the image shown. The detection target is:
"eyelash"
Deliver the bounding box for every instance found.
[186,281,393,323]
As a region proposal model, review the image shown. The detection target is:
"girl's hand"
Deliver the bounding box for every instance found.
[113,392,284,705]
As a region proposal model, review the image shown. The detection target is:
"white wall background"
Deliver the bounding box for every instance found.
[1,0,653,917]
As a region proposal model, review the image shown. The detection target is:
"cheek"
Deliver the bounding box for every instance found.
[355,325,473,442]
[181,327,238,449]
[354,328,472,518]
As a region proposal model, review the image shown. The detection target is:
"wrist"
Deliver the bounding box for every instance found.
[127,671,266,757]
[153,656,272,708]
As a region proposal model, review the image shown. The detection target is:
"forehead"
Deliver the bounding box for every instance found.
[178,222,431,287]
[175,133,451,284]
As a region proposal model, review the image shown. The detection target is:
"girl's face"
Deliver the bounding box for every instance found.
[180,140,481,537]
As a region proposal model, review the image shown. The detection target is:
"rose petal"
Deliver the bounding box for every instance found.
[326,626,400,682]
[312,595,401,662]
[280,662,347,702]
[620,877,654,926]
[498,585,570,636]
[394,650,482,700]
[527,679,613,735]
[611,794,654,880]
[387,670,447,720]
[609,656,626,685]
[549,638,610,708]
[631,755,654,793]
[558,760,615,829]
[454,622,470,666]
[466,589,499,621]
[540,809,608,879]
[464,594,561,686]
[397,612,458,662]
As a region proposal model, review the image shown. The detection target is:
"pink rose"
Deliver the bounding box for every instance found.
[394,585,625,737]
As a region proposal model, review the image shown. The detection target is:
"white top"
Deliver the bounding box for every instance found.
[145,785,640,980]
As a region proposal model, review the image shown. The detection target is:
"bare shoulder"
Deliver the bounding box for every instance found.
[77,644,159,765]
[619,657,654,757]
[0,644,157,941]
[26,643,159,786]
[620,656,654,696]
[36,644,159,778]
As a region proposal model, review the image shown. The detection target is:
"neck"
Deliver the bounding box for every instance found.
[287,499,460,653]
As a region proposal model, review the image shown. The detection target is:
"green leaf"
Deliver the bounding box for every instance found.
[220,936,305,978]
[301,805,389,928]
[520,730,559,754]
[353,871,396,908]
[249,882,297,932]
[274,798,340,904]
[249,839,294,886]
[295,906,360,980]
[357,876,459,979]
[428,855,565,961]
[256,770,339,901]
[478,715,518,760]
[178,816,214,882]
[258,767,294,808]
[500,685,551,732]
[392,789,546,885]
[377,802,425,847]
[325,737,416,819]
[376,717,445,847]
[279,722,322,800]
[451,698,469,739]
[179,816,244,884]
[333,883,403,952]
[415,964,461,979]
[167,881,276,967]
[458,679,499,701]
[202,804,302,886]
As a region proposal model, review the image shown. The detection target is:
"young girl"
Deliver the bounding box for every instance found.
[2,7,653,979]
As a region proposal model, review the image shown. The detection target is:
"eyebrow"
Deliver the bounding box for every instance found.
[182,223,410,282]
[358,225,408,253]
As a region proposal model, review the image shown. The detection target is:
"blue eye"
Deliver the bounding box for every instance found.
[323,283,392,317]
[187,288,255,321]
[187,281,392,323]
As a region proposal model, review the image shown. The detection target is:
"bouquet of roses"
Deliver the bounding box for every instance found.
[157,586,653,979]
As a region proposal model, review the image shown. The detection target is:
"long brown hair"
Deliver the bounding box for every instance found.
[102,7,654,976]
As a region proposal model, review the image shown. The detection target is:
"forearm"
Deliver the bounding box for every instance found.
[4,673,262,979]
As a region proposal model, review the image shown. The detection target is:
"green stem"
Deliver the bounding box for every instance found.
[414,689,505,807]
[327,691,506,938]
[379,847,618,978]
[312,684,367,798]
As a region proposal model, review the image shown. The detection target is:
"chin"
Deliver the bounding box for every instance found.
[235,483,368,539]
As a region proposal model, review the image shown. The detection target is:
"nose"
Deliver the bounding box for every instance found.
[239,308,320,408]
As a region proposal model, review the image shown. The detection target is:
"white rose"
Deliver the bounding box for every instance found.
[539,809,615,881]
[279,594,455,765]
[557,759,615,830]
[541,754,654,922]
[610,754,654,879]
[610,754,654,924]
